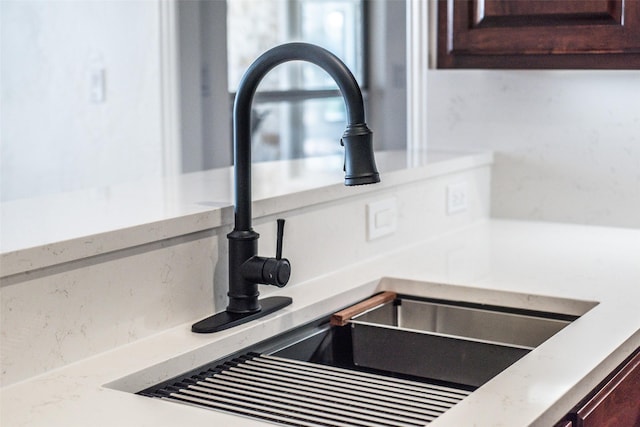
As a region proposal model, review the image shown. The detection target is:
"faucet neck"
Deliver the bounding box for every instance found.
[232,43,369,231]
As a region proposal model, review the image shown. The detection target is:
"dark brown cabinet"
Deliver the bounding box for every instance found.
[555,348,640,427]
[437,0,640,68]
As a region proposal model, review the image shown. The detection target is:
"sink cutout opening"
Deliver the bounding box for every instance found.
[132,290,592,427]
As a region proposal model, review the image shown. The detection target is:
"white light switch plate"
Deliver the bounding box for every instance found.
[367,198,397,240]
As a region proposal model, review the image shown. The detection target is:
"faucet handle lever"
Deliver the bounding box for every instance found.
[268,218,290,287]
[276,218,285,260]
[240,218,291,288]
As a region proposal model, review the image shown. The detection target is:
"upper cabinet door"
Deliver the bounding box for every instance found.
[437,0,640,68]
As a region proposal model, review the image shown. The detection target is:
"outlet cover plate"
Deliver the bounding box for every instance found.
[447,182,469,215]
[367,198,397,240]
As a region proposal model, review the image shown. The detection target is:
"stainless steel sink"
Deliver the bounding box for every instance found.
[128,289,587,427]
[352,298,572,348]
[347,297,574,387]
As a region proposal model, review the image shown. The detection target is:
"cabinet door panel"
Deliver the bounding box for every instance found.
[478,1,623,28]
[438,0,640,68]
[575,351,640,427]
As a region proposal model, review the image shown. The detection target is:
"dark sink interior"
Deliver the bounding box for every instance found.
[268,320,475,390]
[272,322,359,370]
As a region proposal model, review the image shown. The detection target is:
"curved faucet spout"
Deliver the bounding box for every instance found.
[233,42,379,231]
[235,42,366,130]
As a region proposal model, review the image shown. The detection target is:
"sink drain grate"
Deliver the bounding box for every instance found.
[141,353,471,426]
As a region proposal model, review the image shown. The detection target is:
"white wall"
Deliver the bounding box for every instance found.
[428,70,640,228]
[1,0,165,201]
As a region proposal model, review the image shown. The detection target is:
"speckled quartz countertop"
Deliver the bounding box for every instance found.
[0,150,484,276]
[1,219,639,426]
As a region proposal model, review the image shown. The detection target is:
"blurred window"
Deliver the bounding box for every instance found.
[227,0,365,161]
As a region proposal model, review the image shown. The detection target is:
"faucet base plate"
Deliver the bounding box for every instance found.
[191,297,293,333]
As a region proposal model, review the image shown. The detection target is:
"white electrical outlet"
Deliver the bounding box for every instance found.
[447,182,468,215]
[367,198,397,240]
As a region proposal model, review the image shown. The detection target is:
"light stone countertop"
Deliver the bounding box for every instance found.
[0,149,489,276]
[1,219,639,426]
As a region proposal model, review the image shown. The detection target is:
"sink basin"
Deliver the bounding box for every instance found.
[272,295,576,388]
[347,296,574,387]
[109,281,597,427]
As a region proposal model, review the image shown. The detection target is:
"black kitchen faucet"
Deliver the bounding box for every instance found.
[192,43,380,333]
